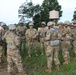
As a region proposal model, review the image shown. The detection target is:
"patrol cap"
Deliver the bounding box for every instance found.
[57,22,63,25]
[9,24,16,30]
[41,22,46,25]
[1,22,6,26]
[29,22,34,26]
[64,20,70,25]
[19,21,23,24]
[73,20,76,24]
[47,21,54,26]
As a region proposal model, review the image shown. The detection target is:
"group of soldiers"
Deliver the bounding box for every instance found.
[0,20,76,75]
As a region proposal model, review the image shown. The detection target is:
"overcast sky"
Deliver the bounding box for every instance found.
[0,0,76,25]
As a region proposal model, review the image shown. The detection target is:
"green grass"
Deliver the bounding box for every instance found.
[20,42,76,75]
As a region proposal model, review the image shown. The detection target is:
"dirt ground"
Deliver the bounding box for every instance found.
[0,64,7,75]
[0,64,19,75]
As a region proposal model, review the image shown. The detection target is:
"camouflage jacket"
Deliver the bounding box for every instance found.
[26,28,38,41]
[16,26,27,37]
[2,31,19,49]
[38,27,47,38]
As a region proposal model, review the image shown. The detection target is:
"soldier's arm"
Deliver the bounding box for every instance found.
[25,30,30,40]
[14,35,20,46]
[16,26,20,35]
[33,29,38,39]
[45,32,51,41]
[2,31,8,41]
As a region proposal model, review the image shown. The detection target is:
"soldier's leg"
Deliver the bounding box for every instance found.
[33,41,38,56]
[28,41,32,57]
[40,38,45,55]
[54,46,60,70]
[12,50,25,75]
[61,41,70,64]
[73,41,76,56]
[45,45,53,72]
[22,39,26,52]
[7,53,13,74]
[0,46,3,63]
[3,42,7,56]
[70,40,74,55]
[19,40,22,53]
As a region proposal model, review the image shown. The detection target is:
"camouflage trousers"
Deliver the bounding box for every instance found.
[28,40,38,55]
[7,48,24,73]
[40,38,45,54]
[19,39,26,53]
[0,46,3,58]
[73,40,76,55]
[61,40,70,61]
[45,45,60,69]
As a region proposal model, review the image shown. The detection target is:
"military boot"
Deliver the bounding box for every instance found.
[55,65,60,70]
[67,59,70,64]
[8,72,13,75]
[45,68,52,73]
[18,72,25,75]
[63,61,69,65]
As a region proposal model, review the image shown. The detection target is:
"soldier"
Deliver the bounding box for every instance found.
[58,22,64,30]
[38,22,47,55]
[71,20,76,57]
[16,21,27,53]
[70,23,75,55]
[26,23,38,57]
[2,24,26,75]
[61,20,71,64]
[0,26,4,63]
[1,23,7,56]
[44,22,60,72]
[57,22,64,50]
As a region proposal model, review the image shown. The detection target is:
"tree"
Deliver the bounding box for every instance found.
[18,2,41,22]
[18,0,62,29]
[72,8,76,20]
[40,0,62,23]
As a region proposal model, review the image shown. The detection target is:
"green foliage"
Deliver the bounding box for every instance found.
[20,41,76,75]
[40,0,62,22]
[18,0,62,29]
[72,8,76,20]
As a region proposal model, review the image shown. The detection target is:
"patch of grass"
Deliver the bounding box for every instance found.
[21,41,76,75]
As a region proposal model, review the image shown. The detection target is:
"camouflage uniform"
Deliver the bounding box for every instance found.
[38,27,47,55]
[61,27,71,64]
[1,23,7,56]
[16,25,27,53]
[26,28,38,57]
[0,26,4,62]
[71,20,76,56]
[2,30,24,74]
[71,28,76,55]
[45,22,60,72]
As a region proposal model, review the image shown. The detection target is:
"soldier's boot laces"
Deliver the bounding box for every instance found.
[63,61,69,65]
[45,68,52,73]
[55,65,60,70]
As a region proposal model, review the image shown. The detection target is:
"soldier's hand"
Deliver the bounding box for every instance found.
[33,36,36,39]
[29,36,32,39]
